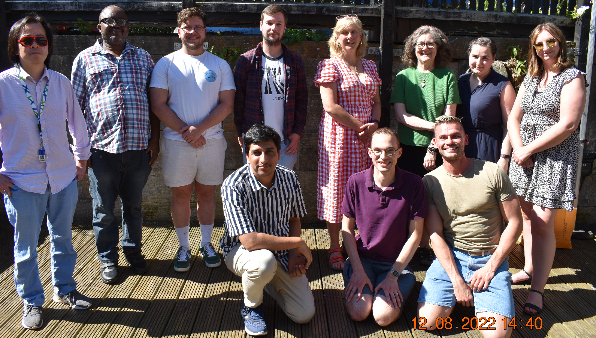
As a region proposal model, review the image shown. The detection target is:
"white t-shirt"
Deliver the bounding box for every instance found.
[261,54,285,140]
[150,50,235,141]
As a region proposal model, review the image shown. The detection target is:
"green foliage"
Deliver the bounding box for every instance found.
[208,46,243,66]
[567,5,590,20]
[129,26,176,35]
[75,18,95,34]
[506,45,527,76]
[283,28,329,46]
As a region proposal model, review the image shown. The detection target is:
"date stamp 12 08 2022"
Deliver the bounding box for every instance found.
[413,316,544,331]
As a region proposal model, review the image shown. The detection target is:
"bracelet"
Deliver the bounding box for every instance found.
[500,154,511,159]
[369,119,381,125]
[427,145,438,154]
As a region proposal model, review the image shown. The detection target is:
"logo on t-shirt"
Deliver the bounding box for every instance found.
[205,70,217,82]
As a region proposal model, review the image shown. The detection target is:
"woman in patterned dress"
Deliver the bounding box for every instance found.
[314,15,381,271]
[508,23,586,315]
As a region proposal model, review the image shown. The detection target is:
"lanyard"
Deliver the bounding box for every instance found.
[16,66,49,161]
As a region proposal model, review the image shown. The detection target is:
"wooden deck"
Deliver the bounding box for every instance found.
[0,221,595,338]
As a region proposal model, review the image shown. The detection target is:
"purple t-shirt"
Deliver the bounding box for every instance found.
[342,166,427,263]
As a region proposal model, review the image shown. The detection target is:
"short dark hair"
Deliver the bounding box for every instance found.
[261,5,287,23]
[177,7,207,27]
[8,13,53,68]
[243,124,281,155]
[402,25,452,68]
[468,37,497,56]
[371,127,400,148]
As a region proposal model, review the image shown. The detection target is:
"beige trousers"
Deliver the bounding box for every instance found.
[225,244,315,324]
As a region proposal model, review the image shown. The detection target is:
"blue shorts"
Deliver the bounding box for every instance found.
[417,247,514,319]
[343,257,416,309]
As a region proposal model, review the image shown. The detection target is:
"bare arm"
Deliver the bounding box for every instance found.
[443,103,457,117]
[287,217,308,276]
[320,82,363,132]
[150,87,187,133]
[358,89,381,143]
[394,102,436,131]
[469,195,522,291]
[497,82,516,172]
[341,215,373,301]
[512,74,586,164]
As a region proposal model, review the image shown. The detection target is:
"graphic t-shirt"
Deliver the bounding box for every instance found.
[262,54,285,140]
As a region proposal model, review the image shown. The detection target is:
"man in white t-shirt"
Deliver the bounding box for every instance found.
[234,5,308,170]
[150,7,235,271]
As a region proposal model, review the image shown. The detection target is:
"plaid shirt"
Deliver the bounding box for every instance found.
[71,40,154,153]
[234,42,308,140]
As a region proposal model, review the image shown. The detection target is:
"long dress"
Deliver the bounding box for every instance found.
[314,57,381,223]
[509,67,582,211]
[457,69,509,163]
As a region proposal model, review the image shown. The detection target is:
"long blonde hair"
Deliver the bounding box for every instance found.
[328,16,368,58]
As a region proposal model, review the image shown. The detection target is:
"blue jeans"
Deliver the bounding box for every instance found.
[418,247,515,319]
[242,140,297,170]
[4,179,78,306]
[88,149,151,263]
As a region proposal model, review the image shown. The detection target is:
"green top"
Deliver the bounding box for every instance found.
[390,67,461,147]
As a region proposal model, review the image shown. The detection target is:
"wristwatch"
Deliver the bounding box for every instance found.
[389,268,400,278]
[500,154,511,159]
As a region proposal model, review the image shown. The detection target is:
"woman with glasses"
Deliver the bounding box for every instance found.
[389,25,460,266]
[508,23,586,315]
[456,37,515,172]
[0,14,92,329]
[314,15,381,271]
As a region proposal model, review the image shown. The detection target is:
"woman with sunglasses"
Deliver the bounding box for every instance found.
[508,23,586,315]
[389,25,460,266]
[314,15,381,271]
[0,14,92,329]
[456,37,515,172]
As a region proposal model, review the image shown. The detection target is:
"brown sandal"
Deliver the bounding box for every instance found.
[328,248,344,271]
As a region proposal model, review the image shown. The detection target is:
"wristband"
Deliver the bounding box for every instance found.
[500,154,511,159]
[389,268,400,278]
[369,119,381,125]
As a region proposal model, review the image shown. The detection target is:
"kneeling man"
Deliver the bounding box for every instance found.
[418,116,522,338]
[342,128,426,326]
[221,124,315,336]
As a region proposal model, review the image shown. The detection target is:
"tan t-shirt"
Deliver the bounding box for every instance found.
[423,159,514,252]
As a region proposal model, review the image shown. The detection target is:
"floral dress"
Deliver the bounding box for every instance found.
[509,67,582,211]
[314,57,381,223]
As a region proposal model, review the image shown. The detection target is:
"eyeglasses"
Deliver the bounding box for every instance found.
[336,14,358,21]
[533,38,557,51]
[100,17,129,27]
[17,36,48,47]
[179,26,206,33]
[416,41,436,49]
[371,148,398,157]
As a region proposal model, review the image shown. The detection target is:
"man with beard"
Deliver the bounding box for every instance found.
[234,5,308,170]
[416,116,522,338]
[150,7,235,272]
[72,5,159,284]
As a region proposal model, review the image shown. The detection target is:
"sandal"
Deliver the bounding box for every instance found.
[328,248,344,271]
[523,289,544,315]
[512,269,532,285]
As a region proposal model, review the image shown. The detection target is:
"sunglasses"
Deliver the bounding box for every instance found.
[18,36,48,47]
[336,14,358,21]
[100,17,129,27]
[533,38,557,51]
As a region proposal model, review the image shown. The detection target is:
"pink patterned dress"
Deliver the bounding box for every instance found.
[314,57,382,223]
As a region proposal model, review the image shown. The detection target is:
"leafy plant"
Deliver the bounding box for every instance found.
[283,28,329,46]
[208,46,243,66]
[75,18,95,34]
[505,45,527,91]
[129,26,176,35]
[567,5,590,20]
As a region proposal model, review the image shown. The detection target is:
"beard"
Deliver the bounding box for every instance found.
[182,36,204,51]
[263,33,282,47]
[101,29,127,47]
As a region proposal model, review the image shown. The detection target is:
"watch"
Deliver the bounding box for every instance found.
[500,154,511,159]
[389,268,400,278]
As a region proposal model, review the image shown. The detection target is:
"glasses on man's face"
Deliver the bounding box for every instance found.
[180,26,206,33]
[100,17,128,27]
[416,41,436,50]
[533,38,557,51]
[371,148,398,157]
[18,36,48,47]
[336,14,358,21]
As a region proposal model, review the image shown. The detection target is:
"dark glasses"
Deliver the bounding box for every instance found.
[100,17,129,27]
[533,38,557,51]
[336,14,358,21]
[18,36,48,47]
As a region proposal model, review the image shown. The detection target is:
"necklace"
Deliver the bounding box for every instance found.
[344,59,360,79]
[419,70,431,88]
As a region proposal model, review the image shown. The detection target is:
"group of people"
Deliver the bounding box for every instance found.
[0,4,585,338]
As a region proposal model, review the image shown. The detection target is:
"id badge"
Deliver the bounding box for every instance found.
[38,148,46,162]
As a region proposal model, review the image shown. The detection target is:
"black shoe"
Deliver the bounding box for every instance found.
[124,251,148,274]
[419,247,435,267]
[100,261,119,284]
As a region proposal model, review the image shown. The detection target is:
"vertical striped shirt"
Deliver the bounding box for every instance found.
[71,40,154,154]
[220,164,307,271]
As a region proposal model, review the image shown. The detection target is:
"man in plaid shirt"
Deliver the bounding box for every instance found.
[234,5,308,170]
[71,5,160,284]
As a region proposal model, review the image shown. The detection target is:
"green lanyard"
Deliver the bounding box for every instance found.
[16,66,49,162]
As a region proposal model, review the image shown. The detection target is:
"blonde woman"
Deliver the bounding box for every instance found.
[314,15,381,271]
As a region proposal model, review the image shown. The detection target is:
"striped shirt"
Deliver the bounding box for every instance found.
[71,40,154,154]
[220,164,307,271]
